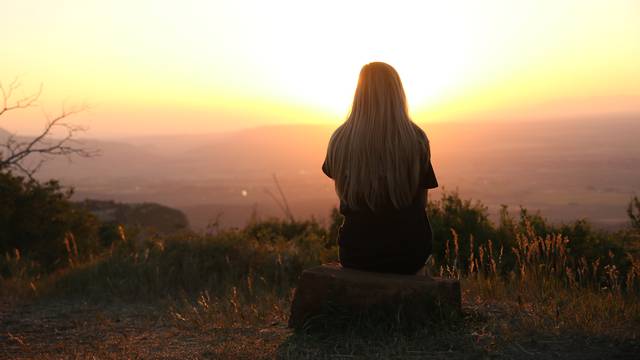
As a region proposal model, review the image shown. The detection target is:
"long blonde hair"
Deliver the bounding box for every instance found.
[325,62,428,211]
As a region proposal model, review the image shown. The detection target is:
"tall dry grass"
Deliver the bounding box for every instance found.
[2,202,639,343]
[437,222,640,340]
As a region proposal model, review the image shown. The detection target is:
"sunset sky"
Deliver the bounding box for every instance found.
[1,0,639,137]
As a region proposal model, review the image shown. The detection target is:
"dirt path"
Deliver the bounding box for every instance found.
[0,299,288,359]
[2,298,639,359]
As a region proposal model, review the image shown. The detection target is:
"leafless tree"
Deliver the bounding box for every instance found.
[0,77,97,179]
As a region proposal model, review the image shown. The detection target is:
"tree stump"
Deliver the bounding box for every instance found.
[288,263,461,329]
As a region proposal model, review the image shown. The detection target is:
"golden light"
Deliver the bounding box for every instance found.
[1,0,638,135]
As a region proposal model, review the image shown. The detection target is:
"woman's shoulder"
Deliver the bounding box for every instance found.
[328,124,347,144]
[410,123,429,146]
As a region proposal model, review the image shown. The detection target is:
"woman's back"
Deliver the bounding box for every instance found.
[322,62,438,274]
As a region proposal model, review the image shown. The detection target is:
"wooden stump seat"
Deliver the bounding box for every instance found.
[288,263,461,329]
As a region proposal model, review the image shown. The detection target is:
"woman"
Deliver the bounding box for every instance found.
[322,62,438,275]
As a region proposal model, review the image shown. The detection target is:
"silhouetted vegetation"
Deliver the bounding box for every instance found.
[2,183,639,293]
[0,78,96,179]
[0,171,99,274]
[77,199,190,247]
[0,172,194,278]
[1,180,639,357]
[428,191,639,282]
[629,195,640,232]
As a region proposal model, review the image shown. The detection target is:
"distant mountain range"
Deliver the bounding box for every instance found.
[3,114,640,230]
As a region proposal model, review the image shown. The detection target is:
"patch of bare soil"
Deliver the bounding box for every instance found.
[1,298,639,359]
[0,299,289,359]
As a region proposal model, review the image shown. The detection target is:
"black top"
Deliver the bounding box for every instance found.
[321,141,438,274]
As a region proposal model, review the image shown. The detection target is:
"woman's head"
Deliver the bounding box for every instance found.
[325,62,428,211]
[351,62,409,123]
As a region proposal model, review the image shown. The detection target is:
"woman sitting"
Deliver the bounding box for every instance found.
[322,62,438,275]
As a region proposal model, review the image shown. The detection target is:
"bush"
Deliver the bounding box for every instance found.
[427,190,499,272]
[2,180,638,300]
[50,224,338,300]
[628,196,640,232]
[426,190,638,279]
[245,217,328,245]
[0,172,100,274]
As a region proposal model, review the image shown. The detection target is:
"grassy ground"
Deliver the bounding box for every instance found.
[2,282,638,359]
[2,218,640,358]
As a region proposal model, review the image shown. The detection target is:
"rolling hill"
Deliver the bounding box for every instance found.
[5,115,638,230]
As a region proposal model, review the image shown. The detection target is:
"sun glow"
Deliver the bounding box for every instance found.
[1,0,639,135]
[231,1,480,115]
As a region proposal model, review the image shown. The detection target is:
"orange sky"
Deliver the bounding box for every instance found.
[1,0,639,137]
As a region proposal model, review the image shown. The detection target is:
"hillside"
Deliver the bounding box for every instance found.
[2,200,639,358]
[23,116,640,230]
[77,199,189,235]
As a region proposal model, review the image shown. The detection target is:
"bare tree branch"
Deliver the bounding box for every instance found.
[0,77,42,117]
[0,78,98,179]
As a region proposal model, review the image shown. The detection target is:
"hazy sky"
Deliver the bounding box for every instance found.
[1,0,639,137]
